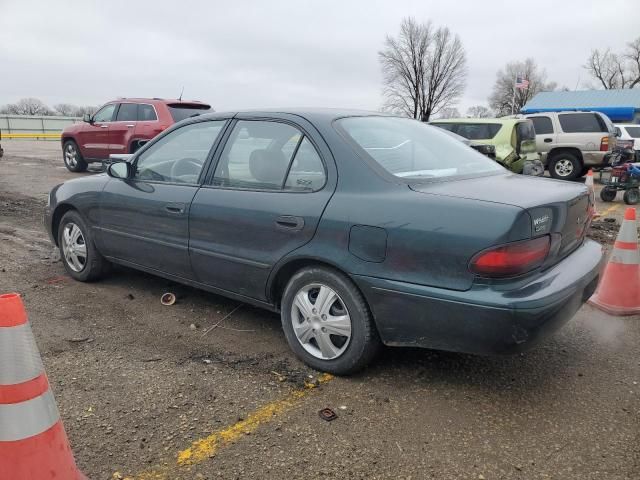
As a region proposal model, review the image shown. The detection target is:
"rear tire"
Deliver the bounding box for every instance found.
[281,266,381,375]
[600,187,617,202]
[623,188,639,205]
[62,140,88,173]
[58,210,109,281]
[549,153,581,181]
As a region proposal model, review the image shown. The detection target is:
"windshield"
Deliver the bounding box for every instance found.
[337,116,503,180]
[168,104,212,122]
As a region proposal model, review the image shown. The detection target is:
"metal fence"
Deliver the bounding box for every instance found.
[0,115,80,140]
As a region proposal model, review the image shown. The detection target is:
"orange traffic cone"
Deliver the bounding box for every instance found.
[585,169,599,217]
[588,208,640,315]
[0,293,85,479]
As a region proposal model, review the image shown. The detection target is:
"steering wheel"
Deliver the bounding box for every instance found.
[170,157,203,180]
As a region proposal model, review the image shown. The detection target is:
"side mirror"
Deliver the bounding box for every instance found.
[83,113,92,123]
[107,161,134,179]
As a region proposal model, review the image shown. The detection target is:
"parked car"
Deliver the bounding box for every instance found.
[614,124,640,160]
[45,109,602,374]
[430,118,543,175]
[524,111,616,180]
[60,98,211,172]
[439,128,497,159]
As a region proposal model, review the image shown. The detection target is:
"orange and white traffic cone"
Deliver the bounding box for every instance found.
[0,293,85,479]
[588,208,640,315]
[585,169,600,217]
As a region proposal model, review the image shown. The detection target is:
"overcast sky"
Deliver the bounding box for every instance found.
[1,0,638,114]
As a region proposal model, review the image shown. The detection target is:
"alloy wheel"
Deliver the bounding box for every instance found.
[65,144,78,168]
[554,158,574,177]
[290,284,352,360]
[61,223,87,272]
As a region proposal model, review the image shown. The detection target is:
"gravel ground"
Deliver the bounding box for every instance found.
[0,140,638,480]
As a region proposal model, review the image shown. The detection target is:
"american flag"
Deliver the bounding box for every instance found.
[515,76,530,89]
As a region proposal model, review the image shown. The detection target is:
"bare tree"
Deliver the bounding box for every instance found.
[437,107,460,119]
[466,105,493,118]
[2,97,52,116]
[379,17,467,121]
[489,58,557,116]
[54,103,77,116]
[73,105,99,117]
[585,37,640,89]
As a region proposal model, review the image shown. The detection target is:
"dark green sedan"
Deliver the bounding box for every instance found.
[45,109,602,374]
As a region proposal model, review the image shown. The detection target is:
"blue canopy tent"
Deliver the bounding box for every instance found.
[521,90,640,123]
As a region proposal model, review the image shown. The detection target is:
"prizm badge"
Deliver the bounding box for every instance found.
[533,214,551,233]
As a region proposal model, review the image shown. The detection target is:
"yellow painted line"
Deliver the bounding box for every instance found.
[3,133,61,139]
[121,373,333,480]
[599,204,621,217]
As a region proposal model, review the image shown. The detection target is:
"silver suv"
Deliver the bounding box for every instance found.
[524,111,616,180]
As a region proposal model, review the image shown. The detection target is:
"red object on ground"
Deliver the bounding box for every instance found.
[0,293,86,480]
[588,208,640,315]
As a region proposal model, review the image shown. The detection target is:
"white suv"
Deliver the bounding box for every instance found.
[615,124,640,160]
[524,111,616,180]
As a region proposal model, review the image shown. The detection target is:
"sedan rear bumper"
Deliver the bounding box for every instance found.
[354,239,603,355]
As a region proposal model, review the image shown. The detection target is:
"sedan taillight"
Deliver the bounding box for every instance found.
[469,236,551,278]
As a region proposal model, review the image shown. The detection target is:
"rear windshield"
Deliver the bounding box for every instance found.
[337,116,503,181]
[558,113,608,133]
[433,122,502,140]
[625,126,640,138]
[168,104,212,122]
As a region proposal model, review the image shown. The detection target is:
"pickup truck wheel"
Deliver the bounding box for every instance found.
[549,153,581,180]
[58,210,109,281]
[281,267,381,375]
[63,140,88,173]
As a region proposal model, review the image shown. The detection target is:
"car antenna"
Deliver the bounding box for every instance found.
[178,86,184,101]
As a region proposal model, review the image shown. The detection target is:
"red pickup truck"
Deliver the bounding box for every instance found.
[60,98,211,172]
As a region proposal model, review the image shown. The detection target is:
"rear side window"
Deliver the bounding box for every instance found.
[558,113,607,133]
[625,126,640,138]
[212,120,325,191]
[434,123,502,140]
[116,103,137,122]
[168,104,212,122]
[516,121,536,141]
[529,116,553,135]
[138,104,157,121]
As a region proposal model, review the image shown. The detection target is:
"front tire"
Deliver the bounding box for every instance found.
[281,267,380,375]
[600,187,617,202]
[58,210,109,281]
[549,153,581,181]
[62,140,88,173]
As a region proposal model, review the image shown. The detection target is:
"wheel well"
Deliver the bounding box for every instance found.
[548,147,583,163]
[269,259,353,309]
[51,204,77,246]
[61,136,75,147]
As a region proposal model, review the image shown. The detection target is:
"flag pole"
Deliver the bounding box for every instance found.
[511,72,517,115]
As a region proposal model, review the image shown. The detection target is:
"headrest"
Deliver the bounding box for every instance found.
[249,149,289,185]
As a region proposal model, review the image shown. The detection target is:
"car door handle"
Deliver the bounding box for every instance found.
[100,125,109,129]
[164,203,186,215]
[543,138,552,143]
[275,215,304,231]
[126,124,135,128]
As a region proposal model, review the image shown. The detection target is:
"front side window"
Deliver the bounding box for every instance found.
[116,103,137,122]
[558,113,607,133]
[93,104,116,123]
[338,116,502,180]
[530,116,553,135]
[134,121,225,183]
[213,120,325,191]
